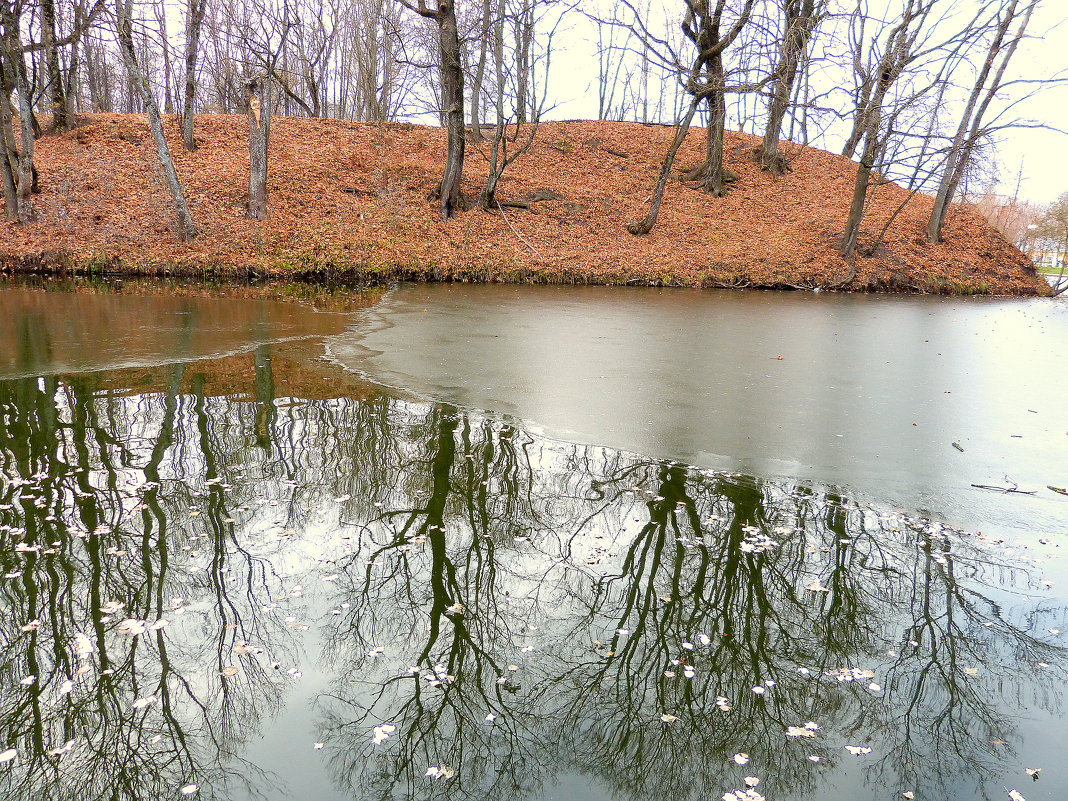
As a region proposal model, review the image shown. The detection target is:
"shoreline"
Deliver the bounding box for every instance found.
[0,114,1050,297]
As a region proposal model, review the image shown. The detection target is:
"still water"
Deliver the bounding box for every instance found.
[0,279,1065,801]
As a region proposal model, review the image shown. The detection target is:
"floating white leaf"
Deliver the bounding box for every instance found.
[660,714,678,723]
[844,745,873,755]
[733,753,749,766]
[371,724,396,745]
[179,784,198,795]
[0,749,16,764]
[1025,768,1040,778]
[117,619,147,636]
[1007,791,1026,801]
[787,726,816,738]
[745,777,760,788]
[313,742,324,750]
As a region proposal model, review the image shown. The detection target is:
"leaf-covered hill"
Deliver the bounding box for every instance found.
[0,113,1048,295]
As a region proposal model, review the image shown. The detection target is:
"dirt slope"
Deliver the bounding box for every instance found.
[0,113,1048,295]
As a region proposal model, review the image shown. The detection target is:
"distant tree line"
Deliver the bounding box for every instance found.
[0,0,1057,258]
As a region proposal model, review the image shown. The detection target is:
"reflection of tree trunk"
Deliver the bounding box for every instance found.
[253,344,276,453]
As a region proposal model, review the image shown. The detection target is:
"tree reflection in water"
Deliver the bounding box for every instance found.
[0,366,1064,801]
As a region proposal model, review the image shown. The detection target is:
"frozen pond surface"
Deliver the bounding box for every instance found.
[0,279,1065,801]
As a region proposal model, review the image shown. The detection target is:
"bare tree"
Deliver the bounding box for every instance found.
[115,0,197,240]
[397,0,465,220]
[678,0,756,195]
[0,0,37,222]
[839,0,937,260]
[623,0,756,235]
[757,0,827,174]
[476,0,558,211]
[925,0,1038,243]
[183,0,209,149]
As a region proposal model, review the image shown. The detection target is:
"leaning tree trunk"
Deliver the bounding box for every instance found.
[116,0,196,240]
[926,0,1032,244]
[839,114,880,260]
[627,96,701,235]
[246,75,271,219]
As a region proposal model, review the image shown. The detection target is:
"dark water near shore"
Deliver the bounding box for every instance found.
[0,279,1065,801]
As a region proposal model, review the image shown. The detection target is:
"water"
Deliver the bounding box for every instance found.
[0,279,1065,801]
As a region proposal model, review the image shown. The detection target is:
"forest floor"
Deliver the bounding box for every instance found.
[0,113,1050,295]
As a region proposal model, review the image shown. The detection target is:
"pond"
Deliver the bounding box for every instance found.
[0,278,1065,801]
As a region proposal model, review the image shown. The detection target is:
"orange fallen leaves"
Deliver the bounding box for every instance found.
[0,113,1047,296]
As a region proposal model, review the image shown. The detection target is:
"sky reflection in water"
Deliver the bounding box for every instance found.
[1,360,1066,801]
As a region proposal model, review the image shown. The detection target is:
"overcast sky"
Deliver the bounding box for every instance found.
[537,0,1068,206]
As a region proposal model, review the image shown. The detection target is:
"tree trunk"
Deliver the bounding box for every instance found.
[40,0,69,130]
[682,67,734,195]
[840,116,880,260]
[436,3,465,219]
[0,84,17,218]
[155,0,174,115]
[182,0,207,151]
[926,0,1033,244]
[759,0,819,174]
[13,45,34,222]
[246,75,271,219]
[116,0,197,240]
[469,0,491,141]
[514,0,533,125]
[1,5,34,222]
[627,97,701,235]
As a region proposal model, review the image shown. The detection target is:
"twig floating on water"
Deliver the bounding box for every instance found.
[971,483,1037,495]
